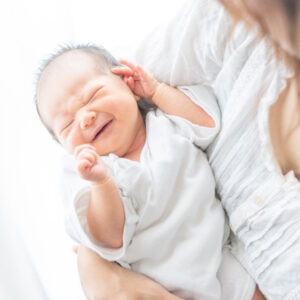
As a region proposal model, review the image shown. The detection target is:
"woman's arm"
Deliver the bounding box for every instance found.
[76,245,264,300]
[76,245,183,300]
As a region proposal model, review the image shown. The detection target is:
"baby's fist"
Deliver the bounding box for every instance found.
[74,144,108,183]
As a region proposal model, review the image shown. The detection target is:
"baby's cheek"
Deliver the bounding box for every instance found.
[66,130,83,154]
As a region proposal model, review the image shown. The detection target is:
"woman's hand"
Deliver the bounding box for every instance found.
[75,245,183,300]
[111,59,159,99]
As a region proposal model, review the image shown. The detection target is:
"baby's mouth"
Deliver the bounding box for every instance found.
[94,120,113,140]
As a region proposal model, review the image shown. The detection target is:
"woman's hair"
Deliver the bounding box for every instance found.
[35,44,156,143]
[220,0,300,76]
[220,0,300,132]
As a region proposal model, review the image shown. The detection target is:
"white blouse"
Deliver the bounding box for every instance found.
[135,1,300,299]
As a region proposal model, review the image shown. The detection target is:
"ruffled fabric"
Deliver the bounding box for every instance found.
[211,38,300,300]
[257,54,293,174]
[231,171,300,299]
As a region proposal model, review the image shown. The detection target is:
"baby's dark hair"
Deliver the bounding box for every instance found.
[34,43,155,143]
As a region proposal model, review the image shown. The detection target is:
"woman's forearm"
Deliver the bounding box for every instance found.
[77,246,184,300]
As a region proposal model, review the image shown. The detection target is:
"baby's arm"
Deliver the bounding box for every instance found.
[74,144,125,249]
[112,60,215,128]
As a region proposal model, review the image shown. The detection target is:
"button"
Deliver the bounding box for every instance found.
[253,196,264,207]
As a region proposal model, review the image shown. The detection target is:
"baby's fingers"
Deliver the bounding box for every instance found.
[118,59,136,70]
[135,65,149,81]
[77,159,93,179]
[111,66,134,77]
[125,76,135,91]
[120,60,143,80]
[74,144,96,158]
[77,148,98,165]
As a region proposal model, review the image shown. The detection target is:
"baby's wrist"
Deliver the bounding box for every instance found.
[91,174,113,188]
[152,78,159,96]
[151,82,167,103]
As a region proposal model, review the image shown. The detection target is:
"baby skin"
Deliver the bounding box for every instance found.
[37,50,264,300]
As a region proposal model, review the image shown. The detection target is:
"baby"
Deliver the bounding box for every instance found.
[36,44,255,299]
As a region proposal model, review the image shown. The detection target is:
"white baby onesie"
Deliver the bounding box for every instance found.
[61,85,255,300]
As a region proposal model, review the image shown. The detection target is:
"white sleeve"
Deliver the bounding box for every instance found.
[135,0,255,89]
[135,0,232,86]
[164,84,220,150]
[60,154,139,262]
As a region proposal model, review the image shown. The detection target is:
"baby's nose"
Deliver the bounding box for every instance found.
[80,111,96,130]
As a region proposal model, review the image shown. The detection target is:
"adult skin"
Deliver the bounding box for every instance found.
[75,0,300,299]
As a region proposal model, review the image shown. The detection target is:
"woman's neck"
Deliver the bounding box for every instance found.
[269,78,300,179]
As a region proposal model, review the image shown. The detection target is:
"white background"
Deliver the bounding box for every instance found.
[0,0,184,299]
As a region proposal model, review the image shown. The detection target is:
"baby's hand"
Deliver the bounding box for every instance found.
[111,59,159,100]
[74,144,108,184]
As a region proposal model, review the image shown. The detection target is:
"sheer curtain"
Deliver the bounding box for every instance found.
[0,0,184,299]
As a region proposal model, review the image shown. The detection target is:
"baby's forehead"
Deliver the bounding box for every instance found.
[39,52,103,97]
[43,51,95,78]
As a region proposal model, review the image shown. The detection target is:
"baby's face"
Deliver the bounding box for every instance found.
[37,52,142,156]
